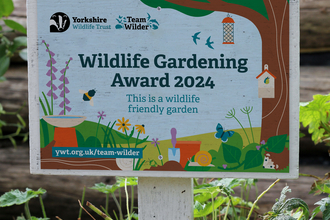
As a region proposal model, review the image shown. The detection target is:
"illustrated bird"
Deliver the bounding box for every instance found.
[205,36,214,49]
[192,32,201,45]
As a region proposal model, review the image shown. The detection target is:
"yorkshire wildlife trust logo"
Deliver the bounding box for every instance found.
[115,13,159,30]
[50,12,70,32]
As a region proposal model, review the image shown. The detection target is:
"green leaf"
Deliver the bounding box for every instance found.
[9,36,27,53]
[244,150,263,170]
[0,188,46,207]
[19,48,27,61]
[278,198,309,219]
[0,55,10,77]
[89,182,119,194]
[222,143,241,164]
[3,19,27,34]
[0,0,14,17]
[310,206,321,220]
[265,134,287,153]
[194,196,227,218]
[31,217,50,220]
[0,44,6,58]
[116,177,138,187]
[300,94,330,143]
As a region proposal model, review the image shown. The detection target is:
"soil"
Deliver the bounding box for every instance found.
[144,161,186,171]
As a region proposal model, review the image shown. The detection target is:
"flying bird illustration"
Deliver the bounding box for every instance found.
[205,36,214,49]
[192,32,201,45]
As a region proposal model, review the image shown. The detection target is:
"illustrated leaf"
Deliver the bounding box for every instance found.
[0,188,46,207]
[0,0,14,17]
[222,0,268,19]
[265,134,287,153]
[244,150,263,170]
[141,0,213,17]
[3,19,27,34]
[222,143,241,164]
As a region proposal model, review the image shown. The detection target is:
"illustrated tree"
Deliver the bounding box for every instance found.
[141,0,290,142]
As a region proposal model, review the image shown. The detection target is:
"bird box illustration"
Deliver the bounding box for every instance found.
[256,64,276,98]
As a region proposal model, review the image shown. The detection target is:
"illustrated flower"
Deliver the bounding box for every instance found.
[256,145,261,150]
[135,124,145,134]
[116,117,131,132]
[158,155,163,160]
[260,140,266,145]
[58,58,72,115]
[151,138,160,147]
[223,164,227,169]
[97,111,106,120]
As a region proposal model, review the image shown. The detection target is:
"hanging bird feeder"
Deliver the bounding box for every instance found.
[222,14,235,44]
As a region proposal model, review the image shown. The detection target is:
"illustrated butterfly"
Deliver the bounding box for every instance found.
[214,123,235,142]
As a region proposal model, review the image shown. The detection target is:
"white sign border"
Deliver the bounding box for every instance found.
[28,0,300,179]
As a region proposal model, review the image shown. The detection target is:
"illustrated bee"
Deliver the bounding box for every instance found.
[79,89,96,106]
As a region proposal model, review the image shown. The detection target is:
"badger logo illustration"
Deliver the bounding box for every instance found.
[50,12,70,32]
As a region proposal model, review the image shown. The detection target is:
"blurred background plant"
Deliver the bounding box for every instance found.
[0,0,28,147]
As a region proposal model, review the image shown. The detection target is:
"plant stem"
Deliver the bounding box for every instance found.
[246,112,255,143]
[86,201,113,220]
[111,192,123,220]
[223,200,230,220]
[299,173,322,180]
[125,178,131,220]
[95,117,102,147]
[297,211,304,220]
[78,186,86,219]
[193,178,199,186]
[246,179,280,220]
[106,193,109,216]
[232,115,251,144]
[156,143,163,166]
[39,194,47,218]
[130,185,134,215]
[24,201,32,220]
[229,196,239,220]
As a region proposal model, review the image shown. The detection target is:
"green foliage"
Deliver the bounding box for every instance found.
[0,0,27,77]
[0,0,28,147]
[244,150,263,170]
[0,103,28,147]
[264,186,309,220]
[300,94,330,145]
[222,142,241,164]
[265,134,287,153]
[0,188,46,207]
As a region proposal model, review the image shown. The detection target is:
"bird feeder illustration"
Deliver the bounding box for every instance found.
[222,14,235,44]
[256,64,276,98]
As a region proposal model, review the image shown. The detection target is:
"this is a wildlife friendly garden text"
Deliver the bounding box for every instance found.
[29,0,299,178]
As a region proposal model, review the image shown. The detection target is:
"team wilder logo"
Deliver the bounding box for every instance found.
[50,12,70,32]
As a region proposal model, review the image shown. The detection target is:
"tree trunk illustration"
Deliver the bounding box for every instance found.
[143,0,290,142]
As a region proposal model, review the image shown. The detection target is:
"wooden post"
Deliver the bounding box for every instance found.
[138,177,193,220]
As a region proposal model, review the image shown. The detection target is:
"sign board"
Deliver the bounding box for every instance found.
[28,0,299,178]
